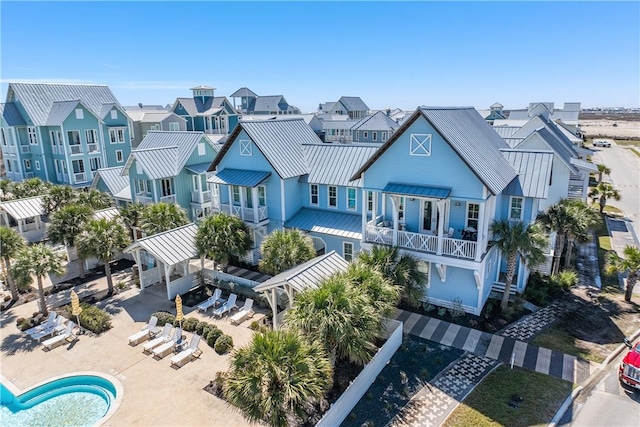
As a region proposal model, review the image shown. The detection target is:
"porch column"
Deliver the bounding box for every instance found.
[132,249,145,290]
[239,186,246,220]
[152,180,159,202]
[373,191,378,219]
[164,263,172,300]
[271,288,278,330]
[436,200,446,255]
[227,185,233,215]
[391,196,399,246]
[381,193,386,221]
[581,173,589,200]
[18,219,24,233]
[516,259,524,292]
[475,202,486,262]
[252,187,259,222]
[361,189,367,242]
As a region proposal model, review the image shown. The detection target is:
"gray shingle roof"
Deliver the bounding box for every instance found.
[124,223,198,266]
[208,169,271,187]
[91,166,131,200]
[254,251,349,293]
[501,150,554,199]
[338,96,369,112]
[303,144,378,186]
[45,100,81,126]
[383,183,451,198]
[230,87,258,98]
[0,103,26,126]
[285,208,362,240]
[351,108,517,195]
[351,111,400,132]
[7,83,123,126]
[0,196,43,220]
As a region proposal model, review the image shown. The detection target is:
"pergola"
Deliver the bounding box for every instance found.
[0,196,46,242]
[253,251,349,329]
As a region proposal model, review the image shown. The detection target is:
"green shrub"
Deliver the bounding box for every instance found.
[195,320,209,336]
[553,270,578,290]
[65,303,112,334]
[153,311,176,326]
[182,318,199,332]
[16,317,35,331]
[214,334,233,354]
[206,326,223,348]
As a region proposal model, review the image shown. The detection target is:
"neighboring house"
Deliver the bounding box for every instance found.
[91,166,132,207]
[171,86,239,135]
[126,108,187,147]
[319,96,369,120]
[497,102,582,126]
[230,87,301,115]
[0,196,46,242]
[351,111,400,143]
[240,114,323,133]
[0,83,132,187]
[477,102,507,124]
[122,131,219,221]
[320,117,357,143]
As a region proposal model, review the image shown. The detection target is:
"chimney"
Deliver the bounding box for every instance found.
[386,108,391,116]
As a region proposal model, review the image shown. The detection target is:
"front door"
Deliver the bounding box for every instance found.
[421,200,439,233]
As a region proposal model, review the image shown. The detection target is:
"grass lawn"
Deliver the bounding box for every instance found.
[630,147,640,158]
[443,366,572,427]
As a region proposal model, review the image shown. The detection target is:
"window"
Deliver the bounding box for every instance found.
[149,124,160,131]
[245,187,253,208]
[6,160,11,172]
[115,150,123,162]
[410,134,432,156]
[328,185,337,208]
[1,128,6,145]
[258,186,266,206]
[240,139,252,156]
[382,132,387,141]
[193,175,200,191]
[310,184,319,206]
[343,242,354,262]
[467,203,480,230]
[85,129,97,144]
[137,179,149,194]
[372,132,377,141]
[109,128,126,144]
[67,130,80,144]
[110,110,118,120]
[72,159,85,173]
[28,127,38,145]
[197,142,205,156]
[169,122,180,131]
[367,191,373,212]
[398,197,405,222]
[161,178,173,196]
[347,187,357,210]
[509,197,524,221]
[363,131,368,139]
[232,186,241,205]
[23,159,31,170]
[35,160,40,170]
[50,130,62,151]
[89,157,101,171]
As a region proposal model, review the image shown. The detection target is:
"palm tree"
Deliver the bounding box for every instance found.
[559,199,601,267]
[10,244,64,316]
[346,263,399,318]
[76,218,131,295]
[536,203,575,275]
[46,204,93,278]
[606,245,640,302]
[0,226,26,300]
[357,245,428,307]
[597,163,611,183]
[224,330,332,427]
[41,185,76,215]
[76,189,113,210]
[11,178,50,199]
[119,202,146,241]
[490,220,546,310]
[195,213,252,270]
[589,182,622,213]
[259,229,316,275]
[0,179,13,201]
[286,274,379,366]
[139,202,188,235]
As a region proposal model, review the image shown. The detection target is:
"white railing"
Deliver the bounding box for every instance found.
[87,143,99,153]
[442,236,477,259]
[136,194,153,205]
[52,146,63,155]
[398,229,438,253]
[6,145,16,154]
[365,225,393,245]
[191,190,211,204]
[20,145,30,154]
[69,145,82,155]
[141,267,161,287]
[160,194,176,204]
[220,203,268,223]
[55,173,68,183]
[74,172,86,183]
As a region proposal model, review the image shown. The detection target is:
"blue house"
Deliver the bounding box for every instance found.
[90,166,132,207]
[171,86,239,135]
[122,131,221,221]
[230,87,301,115]
[351,111,400,143]
[1,82,132,187]
[319,96,370,120]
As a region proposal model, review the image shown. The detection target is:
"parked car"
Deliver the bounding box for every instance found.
[593,139,612,147]
[619,337,640,389]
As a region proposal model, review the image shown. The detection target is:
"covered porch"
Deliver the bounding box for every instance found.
[0,196,46,242]
[208,168,270,225]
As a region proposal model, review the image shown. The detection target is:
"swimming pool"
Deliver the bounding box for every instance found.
[0,374,118,426]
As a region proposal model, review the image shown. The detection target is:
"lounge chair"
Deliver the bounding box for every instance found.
[197,289,222,313]
[170,335,203,368]
[128,316,160,346]
[31,316,65,342]
[152,327,182,359]
[212,293,238,318]
[25,312,57,336]
[230,299,254,325]
[42,321,76,351]
[142,324,173,354]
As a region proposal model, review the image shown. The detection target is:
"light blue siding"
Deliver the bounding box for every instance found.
[428,266,479,309]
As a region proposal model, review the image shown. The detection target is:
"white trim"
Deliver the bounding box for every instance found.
[409,134,431,156]
[34,160,40,170]
[75,108,84,119]
[342,241,354,262]
[115,150,124,163]
[239,139,252,156]
[328,185,337,208]
[110,110,118,120]
[508,196,524,221]
[310,183,319,206]
[466,202,480,230]
[346,187,357,210]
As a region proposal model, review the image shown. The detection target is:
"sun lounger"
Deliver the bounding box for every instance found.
[42,321,76,350]
[30,316,65,342]
[142,324,173,354]
[197,289,222,313]
[128,316,160,346]
[170,335,203,368]
[212,293,238,318]
[230,299,254,325]
[25,312,57,336]
[152,327,182,359]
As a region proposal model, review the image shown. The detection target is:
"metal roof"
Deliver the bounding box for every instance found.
[492,126,521,138]
[184,162,212,175]
[230,87,258,98]
[383,183,451,199]
[321,120,358,130]
[570,157,598,172]
[99,103,117,119]
[501,150,554,199]
[91,166,132,200]
[254,251,349,293]
[7,83,123,126]
[0,196,43,220]
[0,103,26,126]
[351,108,517,195]
[124,223,198,266]
[45,100,81,126]
[285,208,362,240]
[303,144,378,186]
[253,95,287,113]
[190,85,216,90]
[351,111,400,132]
[338,96,369,112]
[93,207,120,221]
[208,168,271,187]
[519,128,579,174]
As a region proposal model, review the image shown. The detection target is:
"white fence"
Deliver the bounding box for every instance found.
[203,268,262,288]
[167,273,197,300]
[141,267,161,287]
[316,319,403,427]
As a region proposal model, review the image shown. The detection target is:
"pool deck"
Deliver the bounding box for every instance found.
[0,279,261,426]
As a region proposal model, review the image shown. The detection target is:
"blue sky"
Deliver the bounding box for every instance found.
[1,1,639,112]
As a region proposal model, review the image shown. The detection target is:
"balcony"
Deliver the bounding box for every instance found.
[74,172,87,183]
[69,145,82,155]
[87,143,99,153]
[52,146,64,155]
[191,190,211,204]
[160,194,176,204]
[219,203,268,224]
[136,193,153,205]
[56,173,69,183]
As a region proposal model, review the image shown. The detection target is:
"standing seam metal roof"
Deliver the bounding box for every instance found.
[230,87,258,98]
[303,144,378,186]
[124,223,198,266]
[207,169,271,187]
[0,103,27,126]
[501,150,554,199]
[285,208,362,240]
[338,96,369,112]
[93,207,121,221]
[383,183,451,198]
[91,166,131,200]
[0,196,43,220]
[351,111,400,132]
[519,128,579,174]
[45,100,82,126]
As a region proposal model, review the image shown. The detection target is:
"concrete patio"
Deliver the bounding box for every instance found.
[0,281,260,426]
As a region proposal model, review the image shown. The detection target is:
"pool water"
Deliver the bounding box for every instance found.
[0,375,115,427]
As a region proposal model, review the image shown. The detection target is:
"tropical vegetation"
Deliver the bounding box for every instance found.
[139,202,189,235]
[0,226,26,300]
[596,163,611,183]
[259,228,316,275]
[46,203,93,278]
[195,213,252,270]
[589,182,621,213]
[606,245,640,302]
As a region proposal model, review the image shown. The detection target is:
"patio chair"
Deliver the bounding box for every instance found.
[230,299,254,325]
[30,316,65,342]
[142,324,173,354]
[212,293,238,318]
[128,316,160,346]
[152,327,183,359]
[25,312,57,336]
[42,321,76,351]
[197,289,222,313]
[170,335,203,368]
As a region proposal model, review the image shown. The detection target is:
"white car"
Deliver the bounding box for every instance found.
[593,139,612,147]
